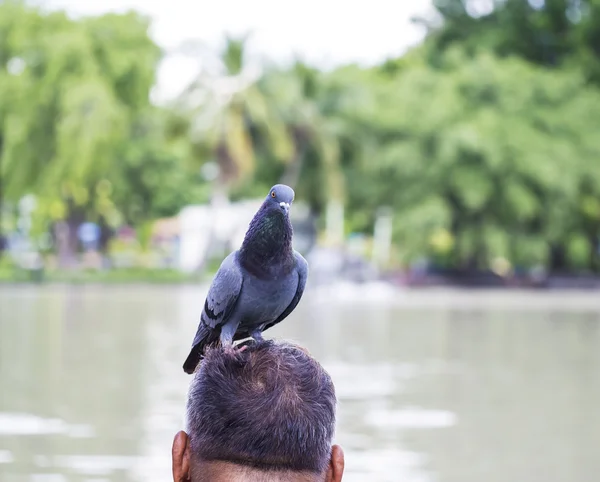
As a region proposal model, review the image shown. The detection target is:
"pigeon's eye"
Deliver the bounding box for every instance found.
[271,191,276,198]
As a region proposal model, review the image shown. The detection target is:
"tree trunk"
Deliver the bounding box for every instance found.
[0,133,4,258]
[280,129,308,189]
[57,199,85,269]
[447,195,464,269]
[549,243,567,274]
[587,231,599,274]
[98,216,114,269]
[215,141,238,185]
[474,222,487,270]
[54,221,72,269]
[195,158,230,273]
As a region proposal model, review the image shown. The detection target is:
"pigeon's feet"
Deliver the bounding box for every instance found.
[232,332,265,354]
[235,338,258,351]
[219,320,239,351]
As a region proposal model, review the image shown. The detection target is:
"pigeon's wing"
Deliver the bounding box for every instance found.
[263,251,308,332]
[183,252,243,373]
[199,252,244,331]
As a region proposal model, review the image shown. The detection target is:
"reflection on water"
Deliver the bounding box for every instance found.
[1,286,599,482]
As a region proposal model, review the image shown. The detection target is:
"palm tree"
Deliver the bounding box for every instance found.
[172,35,298,268]
[175,35,294,203]
[175,39,349,252]
[258,62,346,243]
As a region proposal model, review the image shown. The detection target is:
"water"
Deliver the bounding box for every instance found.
[1,285,599,482]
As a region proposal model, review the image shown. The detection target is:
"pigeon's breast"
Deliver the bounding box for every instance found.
[237,270,298,325]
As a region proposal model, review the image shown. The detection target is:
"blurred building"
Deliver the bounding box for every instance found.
[176,199,316,272]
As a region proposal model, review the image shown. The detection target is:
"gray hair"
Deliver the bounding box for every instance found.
[186,340,337,474]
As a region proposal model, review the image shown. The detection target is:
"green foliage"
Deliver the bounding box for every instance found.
[320,47,600,270]
[0,2,192,230]
[3,1,600,274]
[0,265,205,284]
[426,0,600,82]
[174,36,295,192]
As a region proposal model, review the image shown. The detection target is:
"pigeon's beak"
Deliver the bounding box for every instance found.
[279,202,290,213]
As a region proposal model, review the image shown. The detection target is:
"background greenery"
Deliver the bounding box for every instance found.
[2,0,600,275]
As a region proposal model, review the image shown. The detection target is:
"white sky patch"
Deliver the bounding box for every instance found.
[44,0,433,100]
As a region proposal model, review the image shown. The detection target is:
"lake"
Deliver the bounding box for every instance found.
[1,285,599,482]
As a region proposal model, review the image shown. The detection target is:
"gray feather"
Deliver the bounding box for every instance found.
[262,251,308,332]
[199,252,243,331]
[183,183,309,374]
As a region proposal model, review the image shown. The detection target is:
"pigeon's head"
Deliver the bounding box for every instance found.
[265,184,295,215]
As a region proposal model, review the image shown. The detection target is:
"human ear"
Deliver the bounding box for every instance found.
[172,431,191,482]
[325,444,345,482]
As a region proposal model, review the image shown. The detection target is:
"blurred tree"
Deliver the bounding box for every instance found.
[254,62,345,214]
[174,35,293,203]
[0,2,163,260]
[422,0,600,82]
[108,107,207,226]
[326,48,600,272]
[3,0,600,276]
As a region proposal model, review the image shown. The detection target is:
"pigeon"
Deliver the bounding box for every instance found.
[182,184,309,374]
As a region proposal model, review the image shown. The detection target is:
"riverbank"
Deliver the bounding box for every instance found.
[389,269,600,290]
[2,262,600,289]
[0,266,207,285]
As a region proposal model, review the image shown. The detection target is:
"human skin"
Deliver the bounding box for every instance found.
[171,430,345,482]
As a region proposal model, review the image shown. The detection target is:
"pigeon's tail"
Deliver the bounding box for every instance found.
[183,345,204,375]
[182,323,217,374]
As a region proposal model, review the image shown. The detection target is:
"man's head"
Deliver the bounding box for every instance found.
[172,340,344,482]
